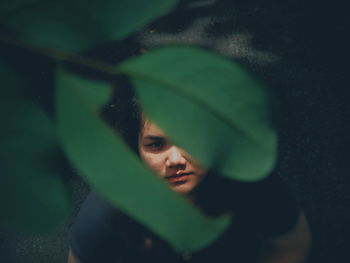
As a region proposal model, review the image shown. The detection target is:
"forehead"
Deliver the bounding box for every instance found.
[140,119,166,137]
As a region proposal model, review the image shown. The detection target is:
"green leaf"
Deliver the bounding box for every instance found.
[56,69,231,252]
[2,0,179,52]
[119,46,277,182]
[0,63,72,233]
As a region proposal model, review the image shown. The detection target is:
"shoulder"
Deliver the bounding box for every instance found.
[199,173,301,237]
[234,174,301,237]
[67,248,82,263]
[69,191,126,263]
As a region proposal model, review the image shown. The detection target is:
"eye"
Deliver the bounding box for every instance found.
[145,141,164,151]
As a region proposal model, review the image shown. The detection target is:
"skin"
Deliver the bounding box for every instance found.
[258,212,312,263]
[138,118,207,197]
[67,250,81,263]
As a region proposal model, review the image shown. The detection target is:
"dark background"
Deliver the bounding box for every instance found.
[0,0,349,262]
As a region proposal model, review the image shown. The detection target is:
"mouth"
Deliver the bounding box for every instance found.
[165,172,192,184]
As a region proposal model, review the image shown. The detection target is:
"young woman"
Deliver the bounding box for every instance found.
[67,92,311,263]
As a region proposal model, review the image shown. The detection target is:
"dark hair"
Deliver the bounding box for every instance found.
[101,78,143,155]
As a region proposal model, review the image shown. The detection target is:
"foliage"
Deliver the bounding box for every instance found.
[119,46,276,182]
[0,0,276,253]
[0,0,179,52]
[0,63,72,233]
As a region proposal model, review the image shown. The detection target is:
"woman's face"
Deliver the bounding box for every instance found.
[138,119,207,196]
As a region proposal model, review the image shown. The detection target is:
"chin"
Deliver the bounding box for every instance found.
[171,183,194,195]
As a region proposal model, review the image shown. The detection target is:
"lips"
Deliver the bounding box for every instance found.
[165,172,192,183]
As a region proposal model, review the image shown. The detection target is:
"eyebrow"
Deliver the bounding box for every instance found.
[143,135,165,140]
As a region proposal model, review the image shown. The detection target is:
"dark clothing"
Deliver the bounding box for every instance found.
[70,174,299,263]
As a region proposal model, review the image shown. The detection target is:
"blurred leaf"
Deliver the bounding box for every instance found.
[0,0,38,18]
[0,63,72,233]
[56,68,231,252]
[1,0,179,52]
[119,46,277,182]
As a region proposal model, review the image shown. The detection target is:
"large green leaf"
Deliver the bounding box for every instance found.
[1,0,179,52]
[0,63,72,233]
[119,46,277,182]
[56,69,231,252]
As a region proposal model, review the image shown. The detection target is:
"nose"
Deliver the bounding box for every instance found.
[165,146,187,168]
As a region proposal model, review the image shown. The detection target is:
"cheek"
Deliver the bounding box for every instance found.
[140,152,165,174]
[190,160,207,174]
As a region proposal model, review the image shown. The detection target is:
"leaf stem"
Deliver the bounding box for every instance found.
[1,0,58,22]
[0,35,120,75]
[0,35,273,151]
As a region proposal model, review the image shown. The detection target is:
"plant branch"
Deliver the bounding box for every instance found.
[0,35,120,75]
[0,34,274,153]
[1,0,57,22]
